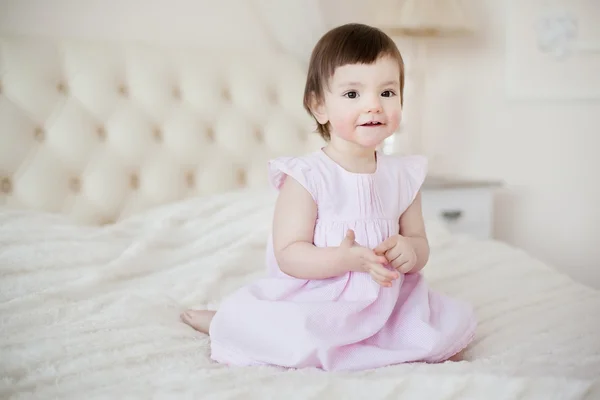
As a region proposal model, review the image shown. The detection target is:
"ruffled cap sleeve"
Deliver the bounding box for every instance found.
[267,157,317,201]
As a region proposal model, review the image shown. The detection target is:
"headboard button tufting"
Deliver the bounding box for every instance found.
[34,127,45,142]
[69,177,81,193]
[57,81,68,94]
[118,84,128,96]
[222,87,231,102]
[1,177,12,194]
[254,128,264,143]
[185,171,195,188]
[153,127,163,142]
[236,169,247,186]
[97,126,107,141]
[130,173,139,190]
[268,88,278,104]
[206,127,215,142]
[172,87,181,100]
[0,36,328,224]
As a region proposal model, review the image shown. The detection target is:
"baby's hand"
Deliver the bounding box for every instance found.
[374,234,417,274]
[338,229,399,287]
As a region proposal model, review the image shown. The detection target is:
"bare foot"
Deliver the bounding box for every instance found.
[448,349,466,362]
[180,310,215,334]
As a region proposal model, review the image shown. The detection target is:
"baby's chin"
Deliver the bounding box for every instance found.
[354,128,394,148]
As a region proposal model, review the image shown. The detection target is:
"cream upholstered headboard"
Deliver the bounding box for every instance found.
[0,36,326,224]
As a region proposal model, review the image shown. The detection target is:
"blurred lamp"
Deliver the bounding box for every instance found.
[386,0,475,37]
[378,0,476,158]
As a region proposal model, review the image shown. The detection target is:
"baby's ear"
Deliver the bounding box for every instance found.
[309,93,328,125]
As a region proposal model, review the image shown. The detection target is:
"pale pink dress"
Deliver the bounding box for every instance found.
[209,149,476,371]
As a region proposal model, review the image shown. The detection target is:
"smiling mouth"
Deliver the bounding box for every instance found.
[361,121,384,126]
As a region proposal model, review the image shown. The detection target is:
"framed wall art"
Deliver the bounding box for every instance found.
[506,0,600,99]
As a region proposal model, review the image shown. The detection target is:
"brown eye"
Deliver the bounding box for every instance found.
[344,91,358,99]
[381,90,395,97]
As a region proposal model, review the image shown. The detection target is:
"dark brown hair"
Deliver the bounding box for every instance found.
[303,23,405,140]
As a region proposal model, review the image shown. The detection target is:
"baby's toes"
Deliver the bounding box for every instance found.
[180,311,192,322]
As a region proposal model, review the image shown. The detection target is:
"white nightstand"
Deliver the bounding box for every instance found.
[421,176,501,240]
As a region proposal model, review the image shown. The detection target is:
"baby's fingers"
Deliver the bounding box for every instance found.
[369,270,393,287]
[370,263,399,281]
[365,251,388,265]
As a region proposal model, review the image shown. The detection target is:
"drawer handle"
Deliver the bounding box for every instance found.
[440,210,463,221]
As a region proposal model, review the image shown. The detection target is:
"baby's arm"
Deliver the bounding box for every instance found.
[398,191,430,273]
[272,176,348,279]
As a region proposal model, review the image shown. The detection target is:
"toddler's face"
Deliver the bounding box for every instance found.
[318,55,402,148]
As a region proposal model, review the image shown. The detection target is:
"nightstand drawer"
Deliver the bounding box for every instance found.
[421,187,494,239]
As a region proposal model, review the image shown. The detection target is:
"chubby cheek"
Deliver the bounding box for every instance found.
[328,110,359,140]
[387,109,402,132]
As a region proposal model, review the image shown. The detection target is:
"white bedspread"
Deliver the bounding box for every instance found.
[1,190,599,399]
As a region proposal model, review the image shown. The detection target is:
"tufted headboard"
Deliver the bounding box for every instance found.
[0,36,328,224]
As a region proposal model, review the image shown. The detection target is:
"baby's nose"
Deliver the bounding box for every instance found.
[364,96,382,113]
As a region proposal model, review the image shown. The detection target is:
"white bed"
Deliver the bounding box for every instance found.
[1,36,599,400]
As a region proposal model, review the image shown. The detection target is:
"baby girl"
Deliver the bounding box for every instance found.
[182,22,476,371]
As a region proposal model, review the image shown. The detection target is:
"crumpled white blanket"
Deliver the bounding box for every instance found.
[1,189,599,399]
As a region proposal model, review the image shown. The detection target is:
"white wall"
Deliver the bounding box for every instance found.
[324,0,600,287]
[1,0,598,287]
[420,0,600,287]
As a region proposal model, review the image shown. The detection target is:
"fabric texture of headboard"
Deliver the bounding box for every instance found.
[0,36,326,224]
